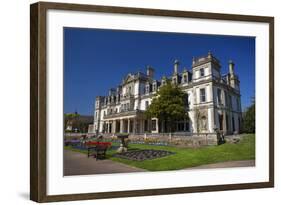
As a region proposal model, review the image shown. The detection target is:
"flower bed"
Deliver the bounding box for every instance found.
[85,141,112,148]
[64,139,81,146]
[114,149,174,161]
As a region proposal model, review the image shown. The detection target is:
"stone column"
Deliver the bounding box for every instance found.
[133,118,136,134]
[128,119,130,133]
[141,119,144,133]
[136,119,139,133]
[112,120,116,134]
[107,122,109,133]
[223,111,227,134]
[209,85,214,102]
[120,119,124,133]
[155,118,159,133]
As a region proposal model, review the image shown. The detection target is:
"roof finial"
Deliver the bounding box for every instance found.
[208,50,212,58]
[192,56,195,65]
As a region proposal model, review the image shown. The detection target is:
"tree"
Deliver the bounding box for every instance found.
[145,81,188,132]
[242,98,255,133]
[64,113,80,131]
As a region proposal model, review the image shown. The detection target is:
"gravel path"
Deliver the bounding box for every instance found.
[184,160,255,170]
[64,149,146,176]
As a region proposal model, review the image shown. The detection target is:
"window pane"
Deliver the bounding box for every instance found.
[218,89,221,104]
[200,68,204,77]
[152,120,156,131]
[200,88,206,102]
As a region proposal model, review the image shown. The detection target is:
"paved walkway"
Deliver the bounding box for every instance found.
[184,160,255,170]
[64,149,146,176]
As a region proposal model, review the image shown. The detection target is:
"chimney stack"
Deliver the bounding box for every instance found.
[174,59,179,74]
[146,65,154,78]
[228,60,235,75]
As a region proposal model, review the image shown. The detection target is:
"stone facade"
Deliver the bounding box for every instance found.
[89,52,242,136]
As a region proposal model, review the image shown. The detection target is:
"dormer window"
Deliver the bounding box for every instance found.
[173,78,177,85]
[200,68,205,77]
[146,84,150,94]
[152,83,156,92]
[183,75,187,83]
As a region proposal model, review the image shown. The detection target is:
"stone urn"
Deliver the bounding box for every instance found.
[116,133,129,153]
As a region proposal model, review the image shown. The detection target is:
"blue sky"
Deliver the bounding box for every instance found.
[64,27,255,115]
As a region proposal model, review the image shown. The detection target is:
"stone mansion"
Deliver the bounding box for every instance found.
[88,52,242,135]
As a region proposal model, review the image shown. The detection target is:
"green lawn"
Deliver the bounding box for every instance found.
[65,134,255,171]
